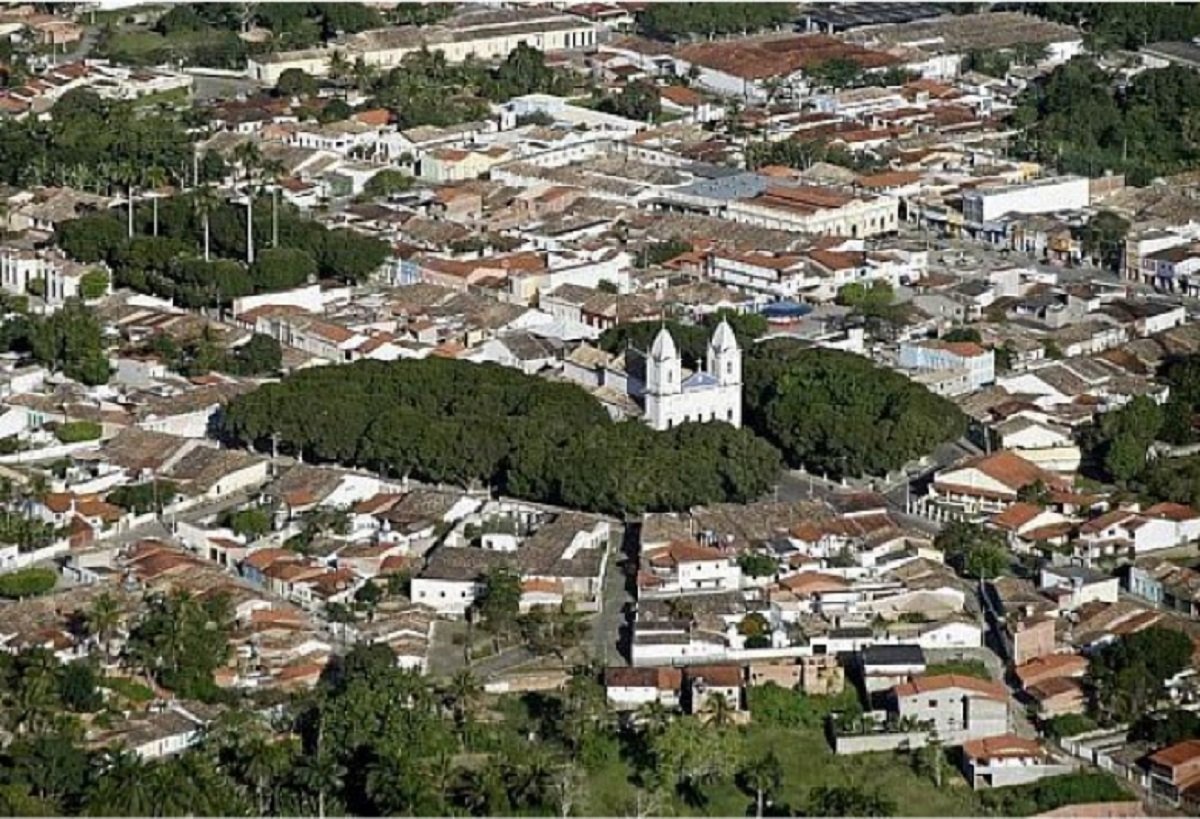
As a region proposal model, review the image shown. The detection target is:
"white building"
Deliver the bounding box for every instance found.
[961,176,1089,226]
[898,339,995,394]
[892,674,1010,745]
[247,8,601,84]
[643,321,741,431]
[639,540,741,597]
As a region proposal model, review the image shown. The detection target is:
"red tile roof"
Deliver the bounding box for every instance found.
[893,673,1007,701]
[962,734,1046,761]
[1149,739,1200,770]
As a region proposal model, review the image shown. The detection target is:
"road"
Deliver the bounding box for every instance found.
[590,525,633,667]
[772,435,981,537]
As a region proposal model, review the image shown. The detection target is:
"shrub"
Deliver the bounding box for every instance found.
[0,567,57,598]
[54,420,102,443]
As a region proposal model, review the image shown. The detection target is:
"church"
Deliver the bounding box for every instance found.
[643,321,742,430]
[560,320,743,431]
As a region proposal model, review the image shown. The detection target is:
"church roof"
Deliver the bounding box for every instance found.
[650,326,677,361]
[708,319,738,353]
[683,371,720,390]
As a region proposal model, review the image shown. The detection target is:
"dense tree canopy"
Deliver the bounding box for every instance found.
[1012,60,1200,184]
[743,342,967,478]
[0,91,219,192]
[1026,3,1200,51]
[220,357,781,515]
[1088,626,1194,723]
[125,590,234,702]
[637,4,795,41]
[934,521,1010,580]
[364,45,575,129]
[55,194,389,305]
[0,301,111,386]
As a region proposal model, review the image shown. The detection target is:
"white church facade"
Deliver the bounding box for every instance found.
[643,321,742,431]
[559,320,744,430]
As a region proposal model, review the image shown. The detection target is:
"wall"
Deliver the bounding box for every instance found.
[834,730,929,755]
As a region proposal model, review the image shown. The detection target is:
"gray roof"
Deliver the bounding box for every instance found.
[861,643,926,667]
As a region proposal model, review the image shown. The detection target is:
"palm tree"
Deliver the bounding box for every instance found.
[506,750,556,810]
[86,749,154,816]
[444,668,482,745]
[636,699,672,738]
[258,157,286,248]
[242,736,287,815]
[116,162,139,239]
[192,185,220,262]
[296,752,345,819]
[351,56,376,92]
[328,49,350,85]
[5,666,57,735]
[702,691,736,729]
[232,141,262,264]
[88,590,123,662]
[742,751,783,819]
[142,166,168,237]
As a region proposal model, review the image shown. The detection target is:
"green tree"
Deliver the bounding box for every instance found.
[476,566,521,635]
[79,269,110,300]
[1089,626,1193,722]
[250,246,317,292]
[1079,210,1130,271]
[741,750,783,819]
[602,80,661,122]
[277,67,319,98]
[228,507,271,539]
[743,342,965,478]
[649,715,742,794]
[934,521,1009,580]
[737,552,777,578]
[125,590,233,700]
[362,169,415,199]
[26,300,110,385]
[0,568,57,599]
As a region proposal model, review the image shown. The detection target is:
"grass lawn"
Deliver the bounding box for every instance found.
[582,724,982,817]
[925,659,993,680]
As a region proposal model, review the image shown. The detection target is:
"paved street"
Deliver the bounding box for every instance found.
[591,526,633,667]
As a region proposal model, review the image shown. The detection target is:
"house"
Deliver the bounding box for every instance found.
[412,509,610,616]
[91,703,212,760]
[1145,502,1200,542]
[658,84,722,124]
[989,502,1073,551]
[1146,739,1200,807]
[1039,566,1119,611]
[929,450,1069,517]
[1026,676,1087,719]
[604,666,682,710]
[1076,508,1182,561]
[891,674,1010,745]
[859,644,926,693]
[992,416,1081,474]
[961,735,1075,789]
[747,654,846,695]
[898,340,995,395]
[1126,558,1200,619]
[1014,653,1088,690]
[639,539,741,597]
[683,664,744,716]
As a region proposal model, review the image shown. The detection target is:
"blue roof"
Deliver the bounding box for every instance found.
[761,300,812,319]
[682,371,720,391]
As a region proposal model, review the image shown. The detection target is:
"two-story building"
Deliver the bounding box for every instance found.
[891,674,1010,745]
